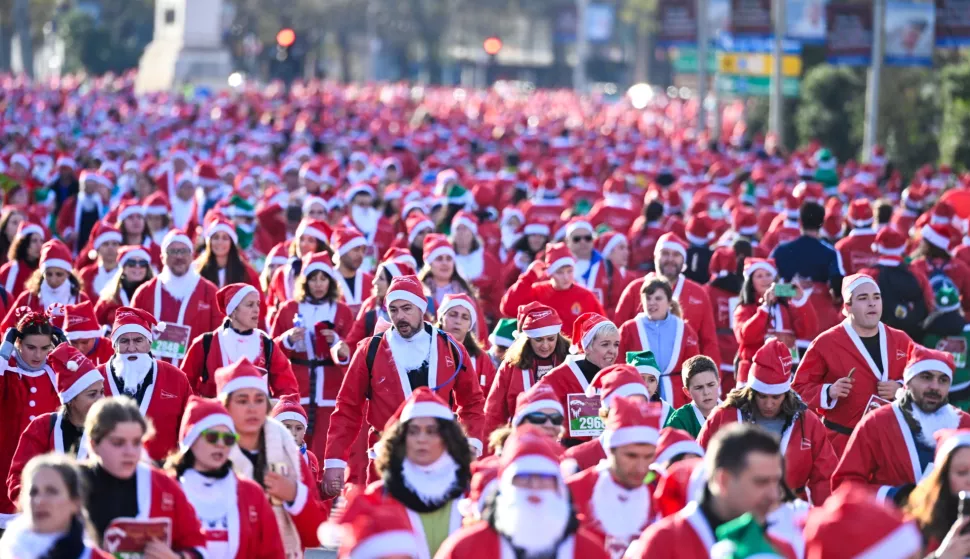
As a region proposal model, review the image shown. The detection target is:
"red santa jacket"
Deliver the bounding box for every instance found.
[500,269,605,334]
[703,283,741,387]
[521,199,567,230]
[435,520,609,559]
[567,465,654,556]
[345,295,382,351]
[832,401,970,501]
[627,219,664,273]
[7,410,91,505]
[323,325,486,468]
[834,229,879,275]
[267,260,300,317]
[93,294,125,330]
[588,202,638,234]
[733,300,818,386]
[334,271,375,318]
[116,463,208,556]
[2,291,88,330]
[455,248,504,321]
[859,260,936,314]
[910,257,970,315]
[78,263,118,302]
[563,437,607,474]
[55,195,106,252]
[98,358,192,462]
[130,274,224,364]
[181,325,299,398]
[614,275,719,363]
[534,356,602,443]
[617,314,700,409]
[364,480,464,559]
[791,320,912,455]
[0,258,35,299]
[471,353,498,396]
[625,501,719,559]
[955,243,970,268]
[483,357,563,436]
[82,337,115,366]
[698,405,838,505]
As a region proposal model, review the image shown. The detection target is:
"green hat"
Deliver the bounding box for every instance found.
[626,351,661,379]
[227,194,256,218]
[711,513,784,559]
[488,318,518,348]
[937,283,961,313]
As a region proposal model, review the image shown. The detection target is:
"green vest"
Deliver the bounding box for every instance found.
[664,403,705,439]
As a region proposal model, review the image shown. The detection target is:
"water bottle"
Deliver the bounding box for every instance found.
[292,314,306,352]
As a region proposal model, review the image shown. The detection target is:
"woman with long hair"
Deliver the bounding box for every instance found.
[3,240,87,330]
[266,219,332,317]
[164,396,285,558]
[418,234,488,342]
[449,211,503,324]
[195,218,261,290]
[501,220,550,288]
[906,429,970,556]
[733,257,817,387]
[0,454,110,558]
[0,220,44,299]
[436,293,496,393]
[483,302,570,436]
[698,339,837,506]
[344,249,416,349]
[270,252,353,458]
[703,243,748,396]
[93,246,154,328]
[0,207,25,267]
[617,276,700,409]
[77,223,123,302]
[79,397,207,557]
[368,387,472,558]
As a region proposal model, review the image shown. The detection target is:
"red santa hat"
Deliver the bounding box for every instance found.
[160,228,192,253]
[653,427,704,467]
[748,338,794,395]
[516,302,562,339]
[48,344,101,404]
[436,293,478,330]
[499,425,563,487]
[840,273,879,304]
[384,274,428,314]
[803,484,922,559]
[586,364,650,408]
[117,245,152,268]
[216,283,259,317]
[302,196,327,216]
[61,301,102,341]
[848,199,874,228]
[301,252,339,282]
[271,393,308,428]
[709,247,738,279]
[684,216,714,247]
[731,207,758,236]
[377,257,416,279]
[337,493,420,559]
[595,232,627,259]
[115,200,146,225]
[654,232,688,259]
[564,218,594,239]
[464,461,500,514]
[569,312,615,354]
[111,306,157,343]
[382,247,418,271]
[215,357,268,398]
[654,456,705,518]
[56,155,77,170]
[15,221,45,241]
[386,387,454,430]
[330,227,367,260]
[204,217,237,245]
[40,239,72,273]
[921,223,956,251]
[544,242,576,275]
[294,218,333,245]
[512,384,564,426]
[872,227,907,256]
[742,257,777,280]
[405,214,435,246]
[522,220,551,238]
[451,211,479,236]
[603,396,663,449]
[930,201,956,225]
[903,344,954,385]
[178,395,236,451]
[422,233,455,264]
[90,222,123,251]
[142,192,171,216]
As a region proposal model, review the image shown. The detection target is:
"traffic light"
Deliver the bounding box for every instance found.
[483,37,503,56]
[276,28,296,61]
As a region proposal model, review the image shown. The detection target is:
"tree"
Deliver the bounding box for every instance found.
[795,64,865,163]
[57,0,153,75]
[939,60,970,171]
[878,67,940,179]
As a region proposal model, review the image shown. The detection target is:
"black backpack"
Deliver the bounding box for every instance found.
[875,264,929,340]
[199,332,274,386]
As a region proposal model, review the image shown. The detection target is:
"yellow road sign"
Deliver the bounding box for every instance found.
[717,53,802,77]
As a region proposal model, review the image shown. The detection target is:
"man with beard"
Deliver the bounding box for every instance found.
[435,426,609,559]
[321,274,485,496]
[626,424,783,559]
[612,233,719,361]
[131,229,222,367]
[330,227,374,316]
[832,345,970,504]
[54,170,108,253]
[344,185,396,266]
[97,306,192,462]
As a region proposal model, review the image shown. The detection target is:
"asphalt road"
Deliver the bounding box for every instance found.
[306,549,337,558]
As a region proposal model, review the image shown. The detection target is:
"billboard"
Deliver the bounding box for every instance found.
[936,0,970,47]
[884,1,935,66]
[730,0,773,36]
[825,3,873,65]
[787,0,828,43]
[658,0,698,46]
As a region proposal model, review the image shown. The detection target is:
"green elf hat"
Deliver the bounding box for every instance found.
[937,283,961,313]
[488,318,518,349]
[813,148,839,190]
[227,194,256,218]
[626,351,661,380]
[711,513,784,559]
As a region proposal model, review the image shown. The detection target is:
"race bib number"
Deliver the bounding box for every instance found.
[103,517,172,557]
[864,394,892,416]
[567,393,604,437]
[935,336,968,369]
[151,322,192,360]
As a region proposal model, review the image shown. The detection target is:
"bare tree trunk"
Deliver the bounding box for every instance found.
[13,0,31,77]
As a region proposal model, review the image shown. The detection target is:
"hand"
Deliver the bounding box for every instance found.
[877,380,902,400]
[332,341,350,362]
[321,328,336,344]
[323,467,345,497]
[264,471,298,503]
[286,327,306,345]
[762,283,778,306]
[935,518,970,559]
[828,376,854,401]
[143,540,179,559]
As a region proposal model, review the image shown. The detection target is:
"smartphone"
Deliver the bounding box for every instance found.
[960,491,970,533]
[774,283,798,299]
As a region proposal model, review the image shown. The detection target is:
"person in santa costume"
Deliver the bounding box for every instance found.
[55,170,108,254]
[802,484,924,559]
[594,231,639,322]
[437,293,497,393]
[832,345,970,505]
[834,199,879,276]
[417,234,488,342]
[483,302,570,436]
[500,242,606,333]
[2,240,87,329]
[182,282,298,398]
[76,221,122,301]
[626,199,665,273]
[269,252,354,456]
[435,425,608,559]
[664,355,722,438]
[450,210,503,323]
[55,301,114,365]
[0,220,43,299]
[345,249,416,349]
[625,351,675,422]
[97,306,192,462]
[272,394,322,485]
[911,223,970,317]
[195,217,262,292]
[143,190,173,246]
[6,343,102,505]
[266,218,332,318]
[215,357,328,552]
[321,274,485,497]
[626,424,784,559]
[93,245,153,328]
[613,233,719,362]
[131,229,223,367]
[562,219,612,309]
[164,395,286,559]
[330,227,375,316]
[905,428,970,554]
[0,207,26,267]
[698,339,837,505]
[566,397,663,558]
[617,276,701,409]
[400,213,434,271]
[508,384,566,443]
[79,396,208,557]
[733,258,817,386]
[333,491,422,559]
[791,273,913,455]
[501,218,550,288]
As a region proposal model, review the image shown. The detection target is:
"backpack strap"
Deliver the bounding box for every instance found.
[364,309,377,337]
[200,332,215,385]
[0,286,8,308]
[262,334,273,370]
[365,333,384,399]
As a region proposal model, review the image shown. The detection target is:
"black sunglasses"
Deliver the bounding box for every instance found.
[521,412,565,426]
[124,259,150,268]
[200,430,238,447]
[571,235,593,243]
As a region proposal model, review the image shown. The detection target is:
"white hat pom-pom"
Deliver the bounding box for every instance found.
[66,360,78,372]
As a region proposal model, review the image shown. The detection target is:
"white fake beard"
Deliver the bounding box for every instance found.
[114,353,154,394]
[590,471,649,540]
[158,268,200,301]
[350,205,379,236]
[912,403,961,447]
[40,279,72,309]
[494,484,571,555]
[385,327,432,373]
[401,453,459,505]
[78,191,101,211]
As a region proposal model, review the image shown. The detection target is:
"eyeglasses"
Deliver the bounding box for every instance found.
[124,259,150,268]
[200,430,238,447]
[166,248,191,257]
[571,235,593,243]
[521,412,564,426]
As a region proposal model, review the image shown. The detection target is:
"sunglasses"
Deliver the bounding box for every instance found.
[571,235,593,243]
[200,430,238,447]
[521,412,564,426]
[166,248,192,257]
[124,259,150,268]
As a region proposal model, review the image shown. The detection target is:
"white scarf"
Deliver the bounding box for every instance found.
[40,279,72,309]
[171,195,194,230]
[158,268,201,301]
[0,516,62,559]
[589,468,650,542]
[912,403,962,447]
[454,247,485,281]
[180,469,233,559]
[94,265,119,296]
[219,326,261,364]
[401,453,459,505]
[386,327,432,373]
[350,205,380,237]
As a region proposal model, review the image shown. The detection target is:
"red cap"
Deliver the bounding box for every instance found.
[603,396,663,449]
[216,283,259,316]
[110,307,157,343]
[903,343,955,385]
[516,302,562,339]
[569,312,614,354]
[586,364,649,408]
[271,394,309,428]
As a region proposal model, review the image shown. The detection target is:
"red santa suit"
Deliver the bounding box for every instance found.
[733,299,818,386]
[624,501,720,559]
[483,357,563,435]
[563,437,608,474]
[588,200,639,235]
[267,259,300,316]
[627,218,664,273]
[835,228,879,276]
[0,258,36,299]
[455,247,504,321]
[55,191,107,252]
[7,410,91,505]
[470,353,498,395]
[704,278,741,393]
[613,275,719,362]
[333,270,374,317]
[78,262,120,302]
[617,314,700,409]
[435,517,608,559]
